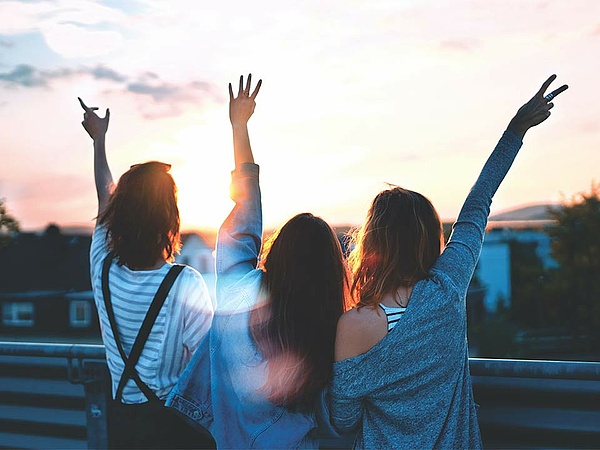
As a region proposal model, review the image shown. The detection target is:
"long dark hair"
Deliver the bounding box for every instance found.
[349,186,444,307]
[250,213,350,410]
[99,161,181,269]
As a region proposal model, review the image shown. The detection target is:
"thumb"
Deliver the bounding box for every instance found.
[105,108,110,124]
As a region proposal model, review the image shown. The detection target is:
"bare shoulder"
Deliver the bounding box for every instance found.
[335,306,388,361]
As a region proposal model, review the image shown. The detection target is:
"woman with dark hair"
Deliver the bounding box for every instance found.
[168,75,350,448]
[80,98,215,449]
[330,75,568,449]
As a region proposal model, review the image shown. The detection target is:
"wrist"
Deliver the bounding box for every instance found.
[231,122,249,130]
[506,122,526,140]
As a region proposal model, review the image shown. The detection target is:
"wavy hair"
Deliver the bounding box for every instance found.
[99,161,181,269]
[250,213,351,411]
[349,186,443,308]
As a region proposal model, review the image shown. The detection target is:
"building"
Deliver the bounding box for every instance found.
[475,219,558,313]
[0,226,217,340]
[0,290,100,339]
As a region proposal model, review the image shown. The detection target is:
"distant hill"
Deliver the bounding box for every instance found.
[489,203,561,221]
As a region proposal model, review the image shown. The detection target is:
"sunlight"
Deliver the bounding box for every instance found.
[167,114,234,231]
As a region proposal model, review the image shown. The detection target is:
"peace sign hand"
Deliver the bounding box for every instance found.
[79,97,110,141]
[507,75,568,139]
[229,74,262,127]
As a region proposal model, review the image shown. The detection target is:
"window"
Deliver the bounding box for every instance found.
[2,302,34,327]
[70,300,92,328]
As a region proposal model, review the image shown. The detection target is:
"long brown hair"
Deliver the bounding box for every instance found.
[250,213,350,411]
[349,186,443,307]
[99,161,181,269]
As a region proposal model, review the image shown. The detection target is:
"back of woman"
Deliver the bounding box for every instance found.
[80,99,215,449]
[330,75,568,449]
[168,75,349,449]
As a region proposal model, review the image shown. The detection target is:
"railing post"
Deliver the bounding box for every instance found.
[82,361,111,450]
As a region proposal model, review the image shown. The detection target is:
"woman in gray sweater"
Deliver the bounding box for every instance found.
[330,75,568,449]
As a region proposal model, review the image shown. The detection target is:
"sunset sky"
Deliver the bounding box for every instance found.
[0,0,598,232]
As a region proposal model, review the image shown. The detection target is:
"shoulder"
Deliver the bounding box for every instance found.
[335,306,387,361]
[90,225,110,279]
[177,264,206,284]
[174,265,213,306]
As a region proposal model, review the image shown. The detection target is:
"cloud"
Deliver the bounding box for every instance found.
[89,65,127,83]
[0,63,221,118]
[0,64,56,87]
[0,38,14,48]
[124,77,220,119]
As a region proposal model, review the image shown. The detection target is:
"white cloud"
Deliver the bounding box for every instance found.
[43,23,123,58]
[0,0,125,58]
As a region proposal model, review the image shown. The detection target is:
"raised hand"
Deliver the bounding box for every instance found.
[79,97,110,141]
[507,75,568,139]
[229,74,262,127]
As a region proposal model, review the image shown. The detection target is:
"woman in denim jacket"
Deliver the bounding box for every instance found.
[168,75,350,448]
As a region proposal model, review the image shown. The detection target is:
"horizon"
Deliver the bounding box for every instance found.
[1,1,599,231]
[15,200,563,236]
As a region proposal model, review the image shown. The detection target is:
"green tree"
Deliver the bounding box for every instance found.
[548,182,600,354]
[0,199,19,250]
[509,240,548,329]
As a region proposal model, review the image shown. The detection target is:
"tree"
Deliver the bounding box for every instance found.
[509,240,549,329]
[548,182,600,355]
[0,199,19,250]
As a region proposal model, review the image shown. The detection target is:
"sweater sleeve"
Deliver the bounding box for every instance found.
[215,163,262,308]
[328,386,363,434]
[433,130,522,293]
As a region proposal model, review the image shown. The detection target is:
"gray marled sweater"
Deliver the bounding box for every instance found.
[329,131,523,449]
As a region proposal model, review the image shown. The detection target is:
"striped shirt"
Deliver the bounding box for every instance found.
[90,225,214,404]
[379,303,406,332]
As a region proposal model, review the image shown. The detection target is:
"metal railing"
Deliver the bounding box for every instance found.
[1,342,599,449]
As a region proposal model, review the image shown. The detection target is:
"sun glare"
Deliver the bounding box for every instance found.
[167,117,234,231]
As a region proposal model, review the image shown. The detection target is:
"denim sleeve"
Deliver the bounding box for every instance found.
[215,163,262,306]
[433,130,522,293]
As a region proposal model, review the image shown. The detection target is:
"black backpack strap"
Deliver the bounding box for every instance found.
[114,263,185,402]
[102,254,185,403]
[102,254,159,402]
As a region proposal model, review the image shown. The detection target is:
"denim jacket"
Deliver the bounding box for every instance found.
[167,163,336,449]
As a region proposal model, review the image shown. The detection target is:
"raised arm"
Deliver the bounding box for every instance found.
[79,97,113,216]
[216,75,263,289]
[229,74,262,167]
[435,75,568,291]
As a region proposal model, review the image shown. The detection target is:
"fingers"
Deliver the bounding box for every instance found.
[537,74,557,97]
[546,84,569,101]
[78,97,100,113]
[105,108,110,124]
[78,97,90,112]
[245,73,251,94]
[232,74,261,99]
[250,79,262,99]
